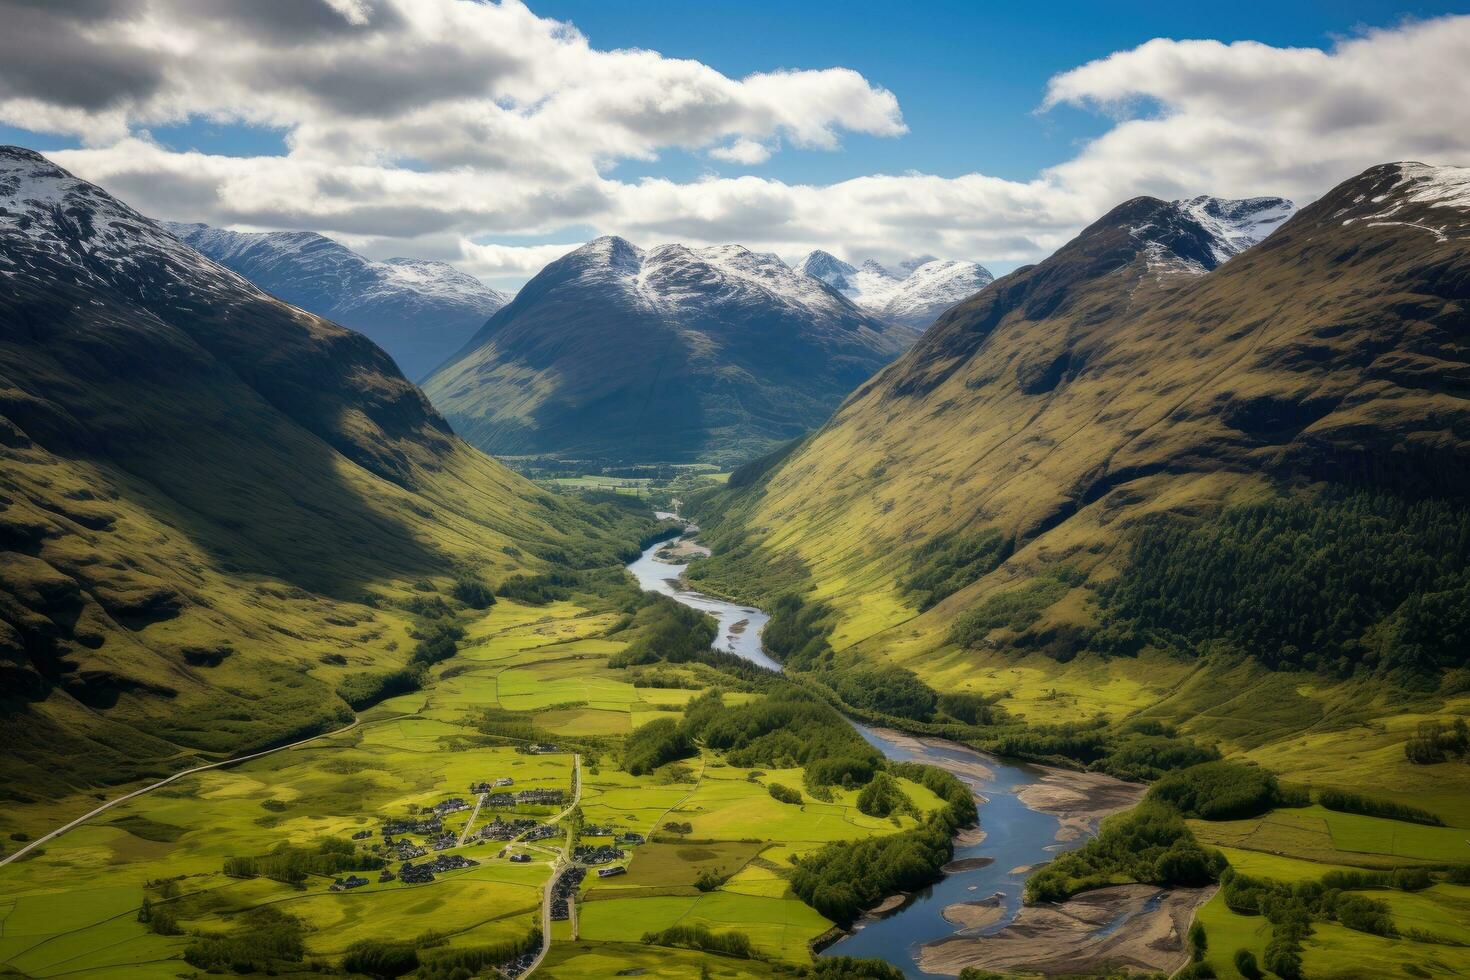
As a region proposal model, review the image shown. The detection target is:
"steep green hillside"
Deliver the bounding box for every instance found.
[689,163,1470,803]
[0,147,653,829]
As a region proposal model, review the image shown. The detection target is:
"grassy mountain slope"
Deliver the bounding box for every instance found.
[688,163,1470,804]
[0,147,651,824]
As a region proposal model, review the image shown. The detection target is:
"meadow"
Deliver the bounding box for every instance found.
[0,580,944,978]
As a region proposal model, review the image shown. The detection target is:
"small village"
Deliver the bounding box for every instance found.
[329,763,635,896]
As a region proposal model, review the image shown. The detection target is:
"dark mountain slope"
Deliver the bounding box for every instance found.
[0,147,648,813]
[423,237,918,466]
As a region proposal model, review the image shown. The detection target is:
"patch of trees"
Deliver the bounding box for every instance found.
[768,782,802,805]
[1221,866,1421,977]
[1101,488,1470,678]
[856,772,909,818]
[791,762,974,925]
[823,664,938,722]
[935,691,1005,726]
[641,923,753,958]
[409,620,465,668]
[1146,761,1305,821]
[607,595,718,667]
[622,717,695,775]
[812,957,905,979]
[681,688,881,788]
[450,576,496,609]
[183,907,305,974]
[761,593,836,669]
[1405,718,1469,764]
[1026,801,1226,903]
[1317,789,1444,826]
[949,567,1085,649]
[494,570,581,605]
[222,837,381,885]
[336,667,422,711]
[978,716,1219,782]
[900,528,1011,611]
[416,930,542,980]
[341,939,421,978]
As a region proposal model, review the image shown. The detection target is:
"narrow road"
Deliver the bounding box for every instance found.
[458,792,488,845]
[524,753,581,977]
[0,717,360,869]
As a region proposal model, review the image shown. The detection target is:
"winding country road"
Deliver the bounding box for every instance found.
[0,717,361,870]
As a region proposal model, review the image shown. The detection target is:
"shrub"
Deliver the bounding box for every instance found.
[1234,948,1261,980]
[768,783,802,805]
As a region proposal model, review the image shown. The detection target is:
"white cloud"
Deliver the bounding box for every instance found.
[709,139,773,165]
[8,4,1470,286]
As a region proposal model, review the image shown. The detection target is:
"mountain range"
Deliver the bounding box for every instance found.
[795,251,996,328]
[166,222,510,381]
[423,236,919,466]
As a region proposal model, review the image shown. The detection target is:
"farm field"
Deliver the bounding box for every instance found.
[0,579,950,978]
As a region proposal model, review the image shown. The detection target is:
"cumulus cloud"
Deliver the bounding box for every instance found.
[6,2,1470,284]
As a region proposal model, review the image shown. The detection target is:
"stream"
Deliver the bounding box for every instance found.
[624,531,1100,978]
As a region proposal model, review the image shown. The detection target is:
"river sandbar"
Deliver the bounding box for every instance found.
[919,883,1217,976]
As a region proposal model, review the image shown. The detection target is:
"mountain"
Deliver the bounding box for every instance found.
[796,250,997,329]
[423,236,918,466]
[165,222,510,380]
[688,164,1469,786]
[0,147,645,813]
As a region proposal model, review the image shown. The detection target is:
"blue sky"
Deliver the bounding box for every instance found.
[4,0,1469,284]
[523,0,1469,184]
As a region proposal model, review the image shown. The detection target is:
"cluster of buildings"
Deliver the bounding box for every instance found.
[573,843,625,866]
[549,866,585,921]
[329,874,370,891]
[469,816,539,843]
[429,797,471,818]
[400,853,478,884]
[469,777,514,793]
[482,788,566,809]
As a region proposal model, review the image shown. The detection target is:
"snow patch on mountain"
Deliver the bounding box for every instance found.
[796,248,995,328]
[1174,195,1296,263]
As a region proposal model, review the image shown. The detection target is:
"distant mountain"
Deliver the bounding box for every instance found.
[794,195,1292,331]
[423,236,918,465]
[0,147,644,807]
[796,250,995,329]
[165,222,509,380]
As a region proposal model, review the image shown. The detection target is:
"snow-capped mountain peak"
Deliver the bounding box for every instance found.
[794,246,995,329]
[168,221,509,379]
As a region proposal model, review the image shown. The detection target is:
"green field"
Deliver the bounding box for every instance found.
[0,584,951,978]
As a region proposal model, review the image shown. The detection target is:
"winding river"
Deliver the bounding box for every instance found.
[626,530,1115,978]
